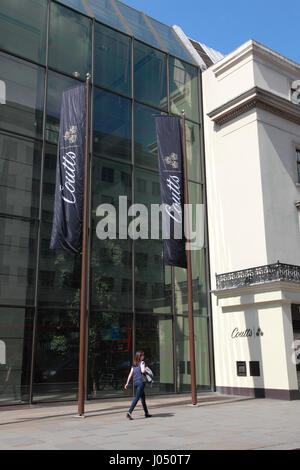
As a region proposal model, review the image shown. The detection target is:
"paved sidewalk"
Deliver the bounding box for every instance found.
[0,392,300,450]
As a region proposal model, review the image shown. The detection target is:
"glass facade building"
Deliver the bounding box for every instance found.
[0,0,212,405]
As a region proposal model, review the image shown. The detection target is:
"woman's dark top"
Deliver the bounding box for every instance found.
[132,361,146,385]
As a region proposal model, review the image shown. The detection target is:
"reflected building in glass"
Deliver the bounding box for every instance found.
[0,0,213,405]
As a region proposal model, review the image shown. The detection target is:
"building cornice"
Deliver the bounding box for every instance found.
[212,39,300,78]
[207,86,300,126]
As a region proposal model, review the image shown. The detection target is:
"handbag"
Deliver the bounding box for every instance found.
[145,366,154,385]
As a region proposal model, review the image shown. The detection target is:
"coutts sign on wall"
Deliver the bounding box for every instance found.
[231,327,264,339]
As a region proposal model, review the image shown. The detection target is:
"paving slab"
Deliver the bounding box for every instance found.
[0,393,300,450]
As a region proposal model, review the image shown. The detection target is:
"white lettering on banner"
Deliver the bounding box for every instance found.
[60,151,77,204]
[165,175,182,223]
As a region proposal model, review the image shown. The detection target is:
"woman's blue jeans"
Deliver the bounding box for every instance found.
[129,381,148,414]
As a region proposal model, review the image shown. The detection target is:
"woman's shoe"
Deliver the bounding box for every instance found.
[145,413,152,418]
[126,412,133,420]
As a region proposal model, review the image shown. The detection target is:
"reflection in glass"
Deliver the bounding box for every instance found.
[134,41,167,110]
[91,158,132,312]
[46,71,79,144]
[49,2,92,78]
[134,103,160,170]
[0,217,37,306]
[0,133,41,219]
[0,0,47,65]
[136,315,174,394]
[38,144,81,308]
[88,312,132,399]
[135,241,171,314]
[170,57,199,122]
[186,121,202,182]
[87,0,128,34]
[117,3,161,50]
[93,88,131,161]
[0,307,33,405]
[176,315,210,392]
[0,52,44,139]
[94,22,131,97]
[33,308,79,402]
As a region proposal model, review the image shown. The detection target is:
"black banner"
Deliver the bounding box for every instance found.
[50,84,86,254]
[155,115,187,268]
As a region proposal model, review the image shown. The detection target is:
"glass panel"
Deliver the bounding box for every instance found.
[0,307,34,406]
[49,2,92,78]
[186,121,202,183]
[134,103,160,170]
[116,2,162,50]
[33,308,79,402]
[176,316,211,392]
[0,133,42,219]
[147,16,193,63]
[0,217,37,306]
[175,181,205,316]
[38,144,81,308]
[170,57,199,122]
[0,52,44,139]
[46,70,79,144]
[135,241,171,314]
[87,0,128,34]
[87,312,132,399]
[136,314,174,394]
[134,41,167,110]
[94,22,131,97]
[93,88,131,161]
[0,0,47,65]
[91,157,132,311]
[57,0,91,16]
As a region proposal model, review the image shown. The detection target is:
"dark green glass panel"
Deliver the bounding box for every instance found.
[135,314,174,394]
[175,315,210,392]
[134,41,167,110]
[32,308,79,402]
[0,133,42,219]
[147,16,194,64]
[186,121,202,182]
[0,217,38,306]
[87,0,128,34]
[46,71,79,144]
[0,0,47,65]
[134,103,161,170]
[116,2,162,50]
[93,88,131,161]
[87,311,132,399]
[0,307,34,406]
[94,22,131,97]
[49,2,92,78]
[135,241,171,314]
[0,52,44,139]
[91,157,132,311]
[170,57,199,122]
[38,143,81,309]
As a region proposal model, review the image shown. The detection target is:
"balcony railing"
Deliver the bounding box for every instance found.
[216,262,300,290]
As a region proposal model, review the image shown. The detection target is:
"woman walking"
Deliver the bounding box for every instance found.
[124,350,152,420]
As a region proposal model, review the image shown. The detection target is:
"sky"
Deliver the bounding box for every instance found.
[121,0,300,64]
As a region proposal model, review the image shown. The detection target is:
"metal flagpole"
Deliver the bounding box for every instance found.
[77,73,91,417]
[181,110,197,405]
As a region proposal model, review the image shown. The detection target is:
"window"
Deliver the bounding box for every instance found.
[134,41,167,110]
[94,22,131,97]
[297,149,300,183]
[101,167,114,183]
[169,57,199,122]
[134,103,160,170]
[0,52,44,139]
[0,0,47,65]
[49,2,92,78]
[93,88,131,161]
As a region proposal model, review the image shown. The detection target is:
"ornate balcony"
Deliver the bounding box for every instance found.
[216,262,300,291]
